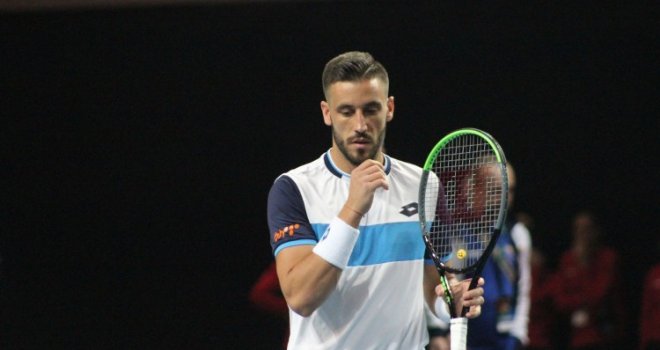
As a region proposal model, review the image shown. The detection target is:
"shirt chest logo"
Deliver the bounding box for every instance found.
[399,202,418,217]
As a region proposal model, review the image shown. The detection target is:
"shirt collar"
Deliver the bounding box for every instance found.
[323,150,391,179]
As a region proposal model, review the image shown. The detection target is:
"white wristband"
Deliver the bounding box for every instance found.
[312,216,359,269]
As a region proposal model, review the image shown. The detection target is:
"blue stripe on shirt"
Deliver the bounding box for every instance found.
[312,221,425,266]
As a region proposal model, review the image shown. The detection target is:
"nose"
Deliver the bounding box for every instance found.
[354,110,367,132]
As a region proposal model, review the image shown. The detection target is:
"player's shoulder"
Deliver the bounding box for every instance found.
[276,154,327,183]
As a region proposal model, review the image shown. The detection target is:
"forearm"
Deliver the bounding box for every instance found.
[276,214,361,316]
[424,264,441,314]
[268,160,384,317]
[277,248,342,316]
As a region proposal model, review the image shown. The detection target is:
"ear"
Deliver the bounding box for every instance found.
[386,96,395,122]
[321,100,332,126]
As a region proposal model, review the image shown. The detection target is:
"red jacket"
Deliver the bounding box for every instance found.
[528,263,558,349]
[249,262,288,315]
[554,247,626,348]
[249,262,289,349]
[640,265,660,350]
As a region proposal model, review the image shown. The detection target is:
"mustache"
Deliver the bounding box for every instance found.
[348,132,372,143]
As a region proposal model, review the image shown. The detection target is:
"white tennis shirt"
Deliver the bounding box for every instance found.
[268,151,430,349]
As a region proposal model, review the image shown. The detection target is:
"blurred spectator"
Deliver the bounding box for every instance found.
[515,212,535,233]
[553,210,626,350]
[466,163,532,350]
[639,238,660,350]
[249,261,289,349]
[525,247,558,350]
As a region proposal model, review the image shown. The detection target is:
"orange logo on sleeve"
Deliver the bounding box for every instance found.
[273,223,301,242]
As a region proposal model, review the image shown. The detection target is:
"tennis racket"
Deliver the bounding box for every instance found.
[418,128,508,350]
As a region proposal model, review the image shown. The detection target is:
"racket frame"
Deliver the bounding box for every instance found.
[419,127,508,318]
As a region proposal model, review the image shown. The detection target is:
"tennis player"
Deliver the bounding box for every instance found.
[267,51,485,349]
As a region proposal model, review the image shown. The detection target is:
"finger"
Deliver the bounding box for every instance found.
[361,170,388,190]
[459,283,483,307]
[465,286,484,298]
[362,169,386,182]
[465,304,482,318]
[462,295,484,307]
[435,284,446,296]
[368,175,389,190]
[356,159,384,171]
[476,277,485,287]
[364,179,388,191]
[449,278,468,295]
[362,166,386,181]
[352,163,385,183]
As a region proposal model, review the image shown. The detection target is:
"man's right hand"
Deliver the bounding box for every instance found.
[341,160,389,227]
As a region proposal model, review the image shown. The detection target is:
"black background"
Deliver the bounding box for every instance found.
[2,2,657,348]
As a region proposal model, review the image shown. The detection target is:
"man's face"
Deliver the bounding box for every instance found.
[573,214,597,244]
[320,78,394,169]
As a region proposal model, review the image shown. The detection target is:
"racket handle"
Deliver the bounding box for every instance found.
[450,317,468,350]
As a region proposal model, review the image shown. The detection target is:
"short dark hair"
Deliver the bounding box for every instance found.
[322,51,389,98]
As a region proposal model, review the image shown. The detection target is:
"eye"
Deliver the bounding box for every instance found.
[362,102,382,116]
[338,108,354,117]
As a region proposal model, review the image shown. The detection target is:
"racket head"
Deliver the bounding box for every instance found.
[419,128,508,274]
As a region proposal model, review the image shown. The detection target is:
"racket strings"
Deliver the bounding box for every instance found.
[425,135,504,272]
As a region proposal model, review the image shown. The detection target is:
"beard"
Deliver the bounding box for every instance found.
[333,128,386,167]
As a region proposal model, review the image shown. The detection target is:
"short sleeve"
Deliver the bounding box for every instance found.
[267,175,318,255]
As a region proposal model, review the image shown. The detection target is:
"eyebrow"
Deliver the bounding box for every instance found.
[362,101,383,110]
[336,101,383,111]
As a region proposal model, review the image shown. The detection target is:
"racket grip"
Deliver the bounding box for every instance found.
[450,317,468,350]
